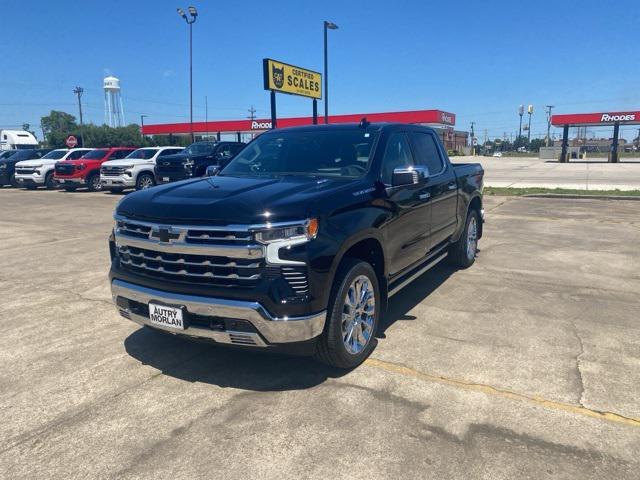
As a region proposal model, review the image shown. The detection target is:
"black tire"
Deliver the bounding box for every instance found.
[448,209,479,268]
[108,187,124,194]
[315,258,380,369]
[45,172,57,190]
[136,172,155,191]
[9,174,19,188]
[87,172,102,192]
[25,184,37,190]
[63,186,77,192]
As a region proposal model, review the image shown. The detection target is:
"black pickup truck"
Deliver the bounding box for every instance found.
[109,123,483,368]
[154,140,245,184]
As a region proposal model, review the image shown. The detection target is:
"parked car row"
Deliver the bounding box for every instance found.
[0,140,246,193]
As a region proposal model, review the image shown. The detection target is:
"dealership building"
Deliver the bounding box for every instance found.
[142,109,469,152]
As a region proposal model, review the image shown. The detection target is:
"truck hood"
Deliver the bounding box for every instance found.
[117,174,371,225]
[15,159,55,167]
[102,159,154,167]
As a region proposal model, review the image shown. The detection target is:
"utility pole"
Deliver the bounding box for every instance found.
[545,105,554,147]
[73,86,84,147]
[205,96,208,138]
[140,114,147,145]
[247,105,257,121]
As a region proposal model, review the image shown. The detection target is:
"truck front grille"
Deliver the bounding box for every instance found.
[118,245,262,287]
[16,167,36,174]
[101,166,125,176]
[55,163,74,175]
[114,216,266,288]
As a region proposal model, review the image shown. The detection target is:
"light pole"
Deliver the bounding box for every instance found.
[177,6,198,142]
[323,20,338,124]
[527,104,534,143]
[517,105,524,147]
[140,114,148,144]
[545,105,554,147]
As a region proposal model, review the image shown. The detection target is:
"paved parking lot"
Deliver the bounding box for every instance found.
[1,187,639,479]
[457,155,640,190]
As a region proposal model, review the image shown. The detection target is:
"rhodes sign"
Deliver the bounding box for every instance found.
[263,59,322,99]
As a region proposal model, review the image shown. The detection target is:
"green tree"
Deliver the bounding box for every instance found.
[41,110,78,147]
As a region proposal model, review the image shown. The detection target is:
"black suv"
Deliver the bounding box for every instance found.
[0,149,51,187]
[109,124,484,368]
[155,141,245,184]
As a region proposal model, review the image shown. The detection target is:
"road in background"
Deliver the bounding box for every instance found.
[456,156,640,190]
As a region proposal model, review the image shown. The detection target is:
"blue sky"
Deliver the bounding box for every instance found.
[2,0,639,140]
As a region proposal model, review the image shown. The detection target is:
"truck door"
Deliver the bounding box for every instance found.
[409,130,458,249]
[382,132,432,275]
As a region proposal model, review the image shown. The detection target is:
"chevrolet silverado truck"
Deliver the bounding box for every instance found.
[100,146,184,193]
[154,141,245,185]
[18,148,92,189]
[108,123,484,368]
[54,147,137,192]
[0,149,51,187]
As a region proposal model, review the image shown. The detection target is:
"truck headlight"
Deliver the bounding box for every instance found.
[256,218,319,244]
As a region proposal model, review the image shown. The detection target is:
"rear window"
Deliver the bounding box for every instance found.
[126,149,157,159]
[41,150,68,160]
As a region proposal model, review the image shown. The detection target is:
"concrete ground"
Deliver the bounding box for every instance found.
[0,187,639,479]
[455,155,640,190]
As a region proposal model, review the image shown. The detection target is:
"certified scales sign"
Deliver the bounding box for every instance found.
[263,58,322,99]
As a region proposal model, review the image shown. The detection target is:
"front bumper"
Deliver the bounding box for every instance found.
[111,279,326,346]
[56,177,84,185]
[102,174,135,188]
[16,173,45,186]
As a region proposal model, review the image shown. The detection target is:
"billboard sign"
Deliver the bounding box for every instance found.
[551,111,640,126]
[263,58,322,99]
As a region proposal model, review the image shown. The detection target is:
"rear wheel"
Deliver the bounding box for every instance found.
[45,172,57,190]
[87,173,102,192]
[315,258,380,369]
[448,209,479,268]
[136,172,155,191]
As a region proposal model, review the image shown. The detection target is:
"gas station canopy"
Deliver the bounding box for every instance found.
[550,110,640,163]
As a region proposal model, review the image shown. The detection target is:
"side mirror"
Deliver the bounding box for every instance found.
[205,165,220,177]
[392,165,428,187]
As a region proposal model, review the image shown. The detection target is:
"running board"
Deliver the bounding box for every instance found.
[388,252,448,297]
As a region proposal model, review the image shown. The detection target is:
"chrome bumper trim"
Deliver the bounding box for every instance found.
[111,279,325,344]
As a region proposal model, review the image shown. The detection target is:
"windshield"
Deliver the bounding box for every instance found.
[221,129,378,178]
[126,149,157,160]
[0,151,16,159]
[80,149,107,159]
[42,150,68,160]
[186,142,216,155]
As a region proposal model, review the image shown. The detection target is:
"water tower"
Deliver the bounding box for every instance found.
[103,76,125,127]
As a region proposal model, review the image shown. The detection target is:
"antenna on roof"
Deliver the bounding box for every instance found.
[359,117,370,129]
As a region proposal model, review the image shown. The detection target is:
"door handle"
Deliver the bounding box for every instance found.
[447,182,457,191]
[419,192,431,200]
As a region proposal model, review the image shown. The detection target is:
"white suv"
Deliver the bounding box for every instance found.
[100,147,184,193]
[14,148,92,189]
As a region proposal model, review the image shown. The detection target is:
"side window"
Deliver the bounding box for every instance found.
[381,133,414,184]
[158,149,175,157]
[230,144,244,155]
[111,150,126,160]
[217,145,232,157]
[69,150,85,160]
[411,132,444,175]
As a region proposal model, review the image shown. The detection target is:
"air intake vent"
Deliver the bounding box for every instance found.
[282,266,309,295]
[228,332,259,346]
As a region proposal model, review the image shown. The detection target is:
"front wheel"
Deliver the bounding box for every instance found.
[448,209,480,268]
[9,174,19,188]
[87,173,102,192]
[45,172,57,190]
[315,259,380,369]
[136,172,155,190]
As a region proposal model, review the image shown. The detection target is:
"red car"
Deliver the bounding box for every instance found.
[54,147,138,192]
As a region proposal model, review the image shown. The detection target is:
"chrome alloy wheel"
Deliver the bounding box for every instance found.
[466,216,478,260]
[341,275,376,355]
[139,176,154,189]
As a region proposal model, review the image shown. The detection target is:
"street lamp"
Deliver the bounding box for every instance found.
[140,114,148,144]
[323,20,338,124]
[177,6,198,142]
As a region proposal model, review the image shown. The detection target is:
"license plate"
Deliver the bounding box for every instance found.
[58,180,66,184]
[162,177,170,182]
[148,303,184,330]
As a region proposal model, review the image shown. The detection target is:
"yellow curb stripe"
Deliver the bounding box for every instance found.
[364,357,640,428]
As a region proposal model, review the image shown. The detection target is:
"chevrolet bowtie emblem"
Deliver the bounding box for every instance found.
[150,227,181,243]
